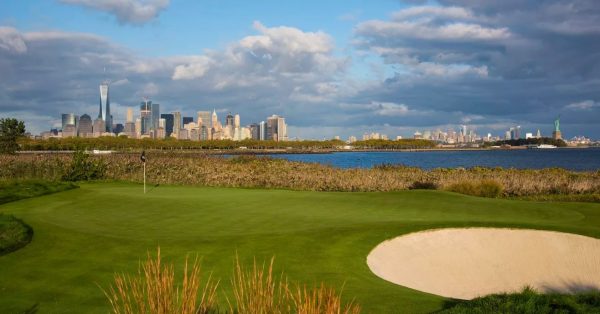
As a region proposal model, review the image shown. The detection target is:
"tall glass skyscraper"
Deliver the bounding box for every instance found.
[140,100,152,135]
[99,82,111,132]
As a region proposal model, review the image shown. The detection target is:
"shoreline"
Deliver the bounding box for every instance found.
[17,146,597,155]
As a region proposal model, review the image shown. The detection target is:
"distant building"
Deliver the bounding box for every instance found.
[197,111,211,128]
[61,113,78,133]
[225,113,234,127]
[93,117,105,137]
[266,115,287,141]
[99,82,111,132]
[183,116,194,126]
[259,121,266,140]
[151,103,160,134]
[78,114,93,137]
[249,123,260,140]
[161,113,174,137]
[140,100,152,135]
[172,112,181,138]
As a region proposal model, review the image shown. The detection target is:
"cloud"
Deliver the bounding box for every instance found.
[0,24,349,136]
[371,102,410,116]
[565,100,599,110]
[0,27,27,53]
[59,0,170,25]
[1,2,600,139]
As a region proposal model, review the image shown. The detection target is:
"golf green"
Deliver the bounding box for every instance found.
[1,182,600,313]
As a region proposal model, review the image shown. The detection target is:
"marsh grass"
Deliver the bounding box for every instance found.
[3,153,599,199]
[446,180,504,198]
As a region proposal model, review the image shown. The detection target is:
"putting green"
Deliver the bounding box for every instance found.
[1,182,600,313]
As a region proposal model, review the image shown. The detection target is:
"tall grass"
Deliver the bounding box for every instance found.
[3,153,599,199]
[102,248,219,314]
[104,249,360,314]
[228,256,288,313]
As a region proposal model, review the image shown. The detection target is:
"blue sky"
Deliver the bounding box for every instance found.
[0,0,599,139]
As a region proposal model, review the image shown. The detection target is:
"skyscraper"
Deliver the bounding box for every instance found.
[226,113,234,127]
[160,113,174,137]
[172,111,181,137]
[61,113,78,132]
[99,82,111,132]
[259,121,266,140]
[183,116,194,126]
[151,103,160,133]
[234,114,240,128]
[197,111,211,128]
[124,107,136,138]
[126,107,134,123]
[140,100,152,135]
[250,123,260,140]
[266,115,287,141]
[79,114,93,137]
[212,110,218,128]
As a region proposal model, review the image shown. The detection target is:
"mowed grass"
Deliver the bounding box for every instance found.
[1,183,600,313]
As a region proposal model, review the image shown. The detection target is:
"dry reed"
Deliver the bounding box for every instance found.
[102,247,219,314]
[3,153,598,197]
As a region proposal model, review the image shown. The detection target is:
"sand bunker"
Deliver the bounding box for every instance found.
[367,228,600,299]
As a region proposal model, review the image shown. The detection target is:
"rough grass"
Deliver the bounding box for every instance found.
[0,214,32,256]
[0,179,78,204]
[0,180,77,256]
[1,154,599,199]
[440,287,600,314]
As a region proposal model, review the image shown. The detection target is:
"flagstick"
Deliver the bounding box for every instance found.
[143,162,146,194]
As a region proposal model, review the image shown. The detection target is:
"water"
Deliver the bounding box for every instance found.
[267,149,600,171]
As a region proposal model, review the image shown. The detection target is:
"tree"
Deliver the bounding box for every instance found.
[0,118,26,154]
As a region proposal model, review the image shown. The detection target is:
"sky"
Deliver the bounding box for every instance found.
[0,0,599,139]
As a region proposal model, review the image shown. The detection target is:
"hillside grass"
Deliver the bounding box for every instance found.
[1,182,600,313]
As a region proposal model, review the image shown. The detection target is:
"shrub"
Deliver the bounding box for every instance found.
[62,150,106,181]
[447,180,504,198]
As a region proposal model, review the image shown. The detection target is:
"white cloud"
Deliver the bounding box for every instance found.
[565,100,599,110]
[0,27,27,53]
[172,56,212,80]
[392,5,474,21]
[59,0,170,25]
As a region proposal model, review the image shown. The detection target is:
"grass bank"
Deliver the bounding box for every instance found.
[0,180,77,256]
[1,182,600,313]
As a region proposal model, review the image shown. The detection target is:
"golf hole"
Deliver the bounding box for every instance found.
[367,228,600,299]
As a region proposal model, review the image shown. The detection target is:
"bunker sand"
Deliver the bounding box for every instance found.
[367,228,600,299]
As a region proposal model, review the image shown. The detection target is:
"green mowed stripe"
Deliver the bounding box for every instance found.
[0,182,599,313]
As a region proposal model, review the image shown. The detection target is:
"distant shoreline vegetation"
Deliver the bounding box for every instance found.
[17,137,437,151]
[1,153,598,201]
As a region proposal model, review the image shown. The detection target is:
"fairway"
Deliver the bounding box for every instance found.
[1,183,600,313]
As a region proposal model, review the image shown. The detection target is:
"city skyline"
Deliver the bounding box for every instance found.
[1,1,599,139]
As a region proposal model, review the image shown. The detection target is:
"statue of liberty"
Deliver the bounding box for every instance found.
[554,116,560,132]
